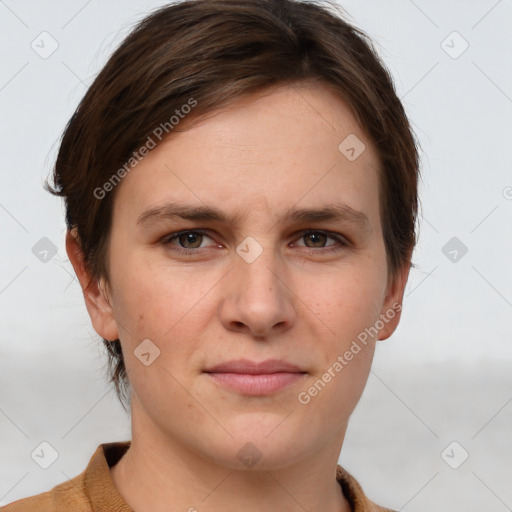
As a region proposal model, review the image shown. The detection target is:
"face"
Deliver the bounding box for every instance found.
[70,82,409,470]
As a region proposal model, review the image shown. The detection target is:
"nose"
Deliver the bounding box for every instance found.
[219,244,296,340]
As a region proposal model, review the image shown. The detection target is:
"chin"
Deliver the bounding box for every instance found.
[204,414,315,471]
[210,442,308,472]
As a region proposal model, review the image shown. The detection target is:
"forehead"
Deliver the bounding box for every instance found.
[111,82,381,230]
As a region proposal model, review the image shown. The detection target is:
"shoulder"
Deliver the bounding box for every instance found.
[2,442,131,512]
[2,490,54,512]
[2,462,91,512]
[336,464,397,512]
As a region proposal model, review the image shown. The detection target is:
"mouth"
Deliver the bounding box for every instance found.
[203,359,307,396]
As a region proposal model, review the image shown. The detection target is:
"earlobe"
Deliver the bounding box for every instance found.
[377,261,411,341]
[65,229,119,341]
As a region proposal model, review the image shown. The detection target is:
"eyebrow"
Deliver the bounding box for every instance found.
[137,201,371,233]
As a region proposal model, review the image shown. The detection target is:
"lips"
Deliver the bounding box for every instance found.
[204,359,307,395]
[204,358,305,374]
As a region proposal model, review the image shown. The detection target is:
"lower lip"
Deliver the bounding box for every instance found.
[206,372,305,395]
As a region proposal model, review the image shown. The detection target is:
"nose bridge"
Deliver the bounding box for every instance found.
[220,238,295,337]
[234,238,283,302]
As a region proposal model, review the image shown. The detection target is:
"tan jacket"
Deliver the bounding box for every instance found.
[2,441,396,512]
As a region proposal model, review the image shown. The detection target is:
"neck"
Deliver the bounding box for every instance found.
[110,402,351,512]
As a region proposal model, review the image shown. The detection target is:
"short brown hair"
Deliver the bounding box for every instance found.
[46,0,420,410]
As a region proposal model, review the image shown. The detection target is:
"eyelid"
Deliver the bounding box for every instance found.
[161,229,217,246]
[289,229,350,247]
[161,228,350,253]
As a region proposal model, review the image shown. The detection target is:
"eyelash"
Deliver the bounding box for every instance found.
[161,229,349,256]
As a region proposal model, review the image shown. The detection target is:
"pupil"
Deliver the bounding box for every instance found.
[307,232,325,247]
[177,232,326,249]
[181,232,201,248]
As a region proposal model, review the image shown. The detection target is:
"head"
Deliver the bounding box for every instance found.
[49,0,419,469]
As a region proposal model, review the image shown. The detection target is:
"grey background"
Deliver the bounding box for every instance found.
[0,0,511,510]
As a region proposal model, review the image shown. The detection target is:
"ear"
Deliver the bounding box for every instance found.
[377,258,411,341]
[65,229,119,342]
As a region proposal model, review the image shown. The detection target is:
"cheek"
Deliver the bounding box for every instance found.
[110,252,182,324]
[303,258,387,419]
[108,257,212,405]
[298,278,380,428]
[311,265,387,343]
[108,253,219,361]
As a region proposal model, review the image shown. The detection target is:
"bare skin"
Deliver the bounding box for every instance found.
[67,81,410,512]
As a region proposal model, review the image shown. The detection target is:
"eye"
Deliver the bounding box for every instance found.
[160,229,349,257]
[161,230,218,254]
[291,230,348,252]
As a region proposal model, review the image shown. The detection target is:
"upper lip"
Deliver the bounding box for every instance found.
[204,359,305,374]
